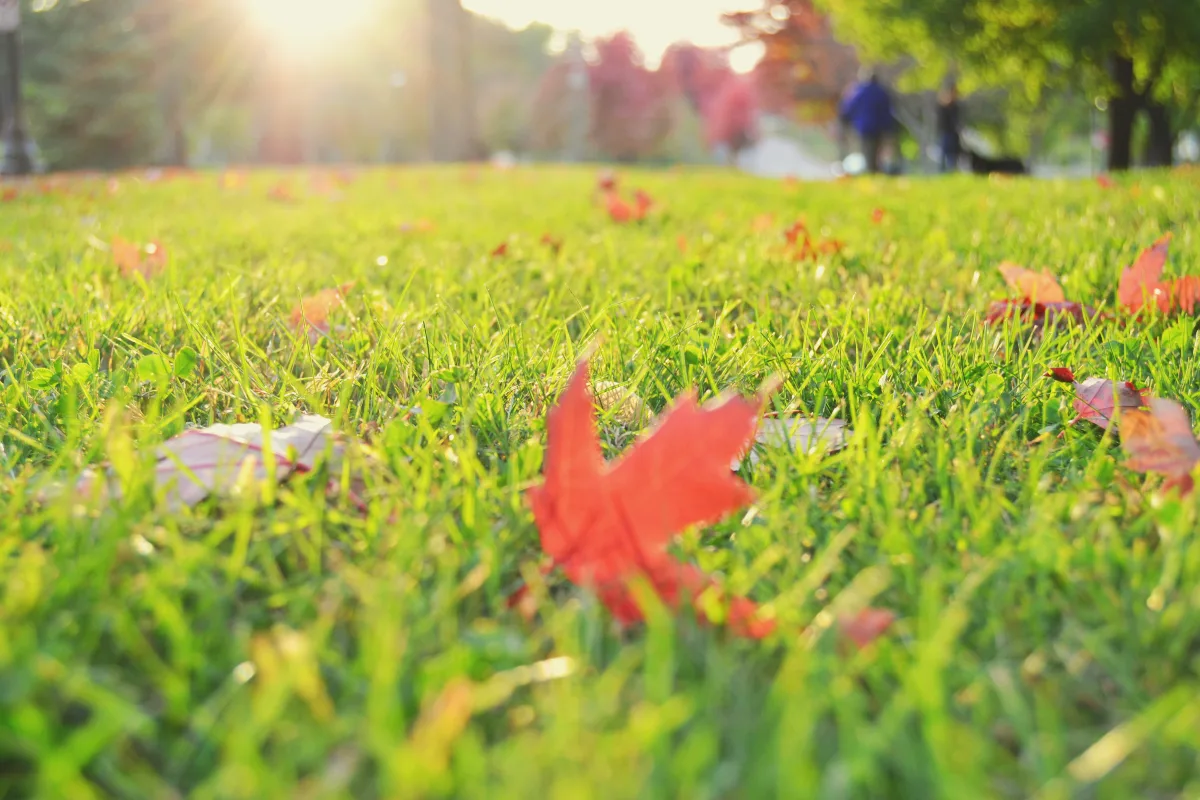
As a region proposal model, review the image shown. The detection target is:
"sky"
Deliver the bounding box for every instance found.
[462,0,763,72]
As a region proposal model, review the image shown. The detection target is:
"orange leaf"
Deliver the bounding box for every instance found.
[1121,398,1200,495]
[289,283,354,334]
[998,262,1065,304]
[112,237,167,279]
[1118,234,1172,314]
[527,360,772,636]
[268,181,296,202]
[751,213,775,233]
[1169,275,1200,315]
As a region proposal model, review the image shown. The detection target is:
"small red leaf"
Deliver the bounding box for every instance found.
[1046,367,1076,383]
[839,608,895,649]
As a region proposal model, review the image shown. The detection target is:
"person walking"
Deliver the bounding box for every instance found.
[839,67,895,174]
[937,80,962,172]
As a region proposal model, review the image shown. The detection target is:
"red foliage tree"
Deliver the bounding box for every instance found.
[705,75,758,155]
[660,43,759,158]
[586,32,673,161]
[723,1,859,121]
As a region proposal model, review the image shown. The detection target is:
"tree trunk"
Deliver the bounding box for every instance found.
[1107,54,1137,172]
[1144,100,1174,167]
[427,0,476,161]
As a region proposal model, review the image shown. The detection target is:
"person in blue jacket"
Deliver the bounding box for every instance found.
[839,68,896,174]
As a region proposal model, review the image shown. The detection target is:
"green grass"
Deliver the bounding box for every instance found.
[3,166,1200,799]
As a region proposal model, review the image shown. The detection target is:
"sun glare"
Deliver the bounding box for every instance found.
[244,0,376,51]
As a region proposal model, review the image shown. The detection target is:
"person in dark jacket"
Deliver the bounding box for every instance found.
[839,68,895,174]
[936,80,962,172]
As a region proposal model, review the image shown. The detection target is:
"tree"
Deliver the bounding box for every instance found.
[805,0,1200,169]
[22,0,161,170]
[660,43,759,160]
[722,1,858,122]
[586,32,672,161]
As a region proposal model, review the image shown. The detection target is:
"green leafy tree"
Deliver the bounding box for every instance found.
[814,0,1200,169]
[22,0,162,170]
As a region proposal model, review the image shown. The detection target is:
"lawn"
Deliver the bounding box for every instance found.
[3,166,1200,799]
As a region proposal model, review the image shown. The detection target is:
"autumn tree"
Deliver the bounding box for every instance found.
[722,1,858,122]
[586,32,672,161]
[659,44,759,159]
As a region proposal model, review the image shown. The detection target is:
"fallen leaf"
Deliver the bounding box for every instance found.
[1121,398,1200,495]
[527,360,773,637]
[985,299,1102,330]
[998,262,1066,304]
[1118,234,1173,314]
[593,381,648,427]
[604,191,637,223]
[741,416,849,468]
[751,213,775,233]
[268,181,296,202]
[399,218,436,234]
[289,283,354,337]
[633,189,653,215]
[75,414,354,509]
[112,237,168,279]
[838,608,895,649]
[597,170,618,193]
[1046,369,1149,430]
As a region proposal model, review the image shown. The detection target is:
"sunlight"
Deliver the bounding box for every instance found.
[243,0,377,52]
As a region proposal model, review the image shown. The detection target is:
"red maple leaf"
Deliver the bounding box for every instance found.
[1121,398,1200,496]
[1046,368,1149,430]
[986,262,1102,330]
[527,360,774,637]
[1118,234,1173,314]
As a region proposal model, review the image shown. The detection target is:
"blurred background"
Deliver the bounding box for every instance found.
[2,0,1199,176]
